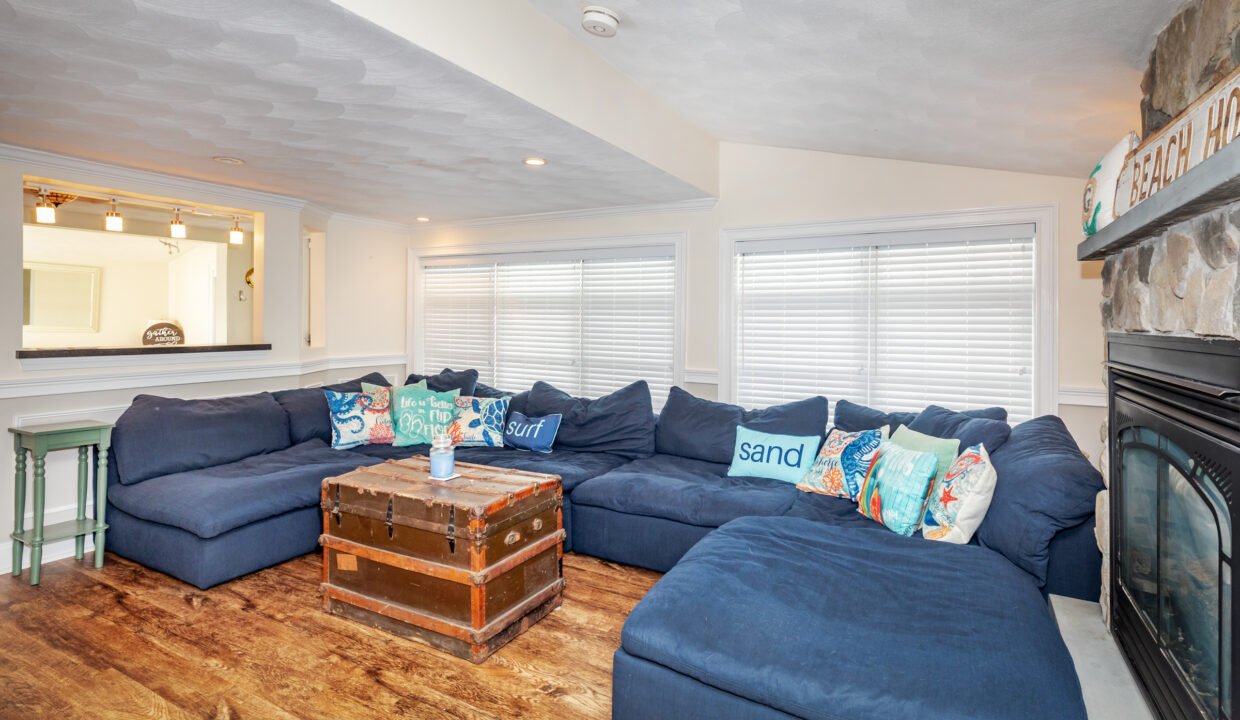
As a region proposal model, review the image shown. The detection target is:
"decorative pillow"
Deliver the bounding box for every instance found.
[391,385,461,447]
[403,368,479,396]
[505,412,562,453]
[923,444,998,544]
[908,404,1011,454]
[447,396,510,447]
[890,425,960,491]
[727,426,821,484]
[1082,132,1138,236]
[325,388,395,449]
[272,372,390,445]
[798,427,886,499]
[656,386,830,464]
[473,382,514,399]
[856,440,939,536]
[834,399,1007,433]
[524,380,656,459]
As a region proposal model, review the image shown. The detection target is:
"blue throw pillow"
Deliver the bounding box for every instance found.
[727,426,821,483]
[403,368,479,396]
[656,386,829,464]
[908,404,1011,454]
[525,380,655,459]
[834,399,1007,433]
[505,412,562,453]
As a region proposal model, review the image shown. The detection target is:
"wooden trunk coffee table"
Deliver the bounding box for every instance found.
[319,456,564,663]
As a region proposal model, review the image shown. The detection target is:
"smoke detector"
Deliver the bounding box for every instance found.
[582,6,619,37]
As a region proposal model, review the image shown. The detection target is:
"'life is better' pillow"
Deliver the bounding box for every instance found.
[727,426,821,483]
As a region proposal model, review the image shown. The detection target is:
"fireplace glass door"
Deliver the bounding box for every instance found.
[1118,421,1233,719]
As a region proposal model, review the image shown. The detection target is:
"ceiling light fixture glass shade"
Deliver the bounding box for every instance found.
[523,156,547,167]
[416,216,430,223]
[229,217,244,245]
[34,191,55,224]
[104,198,124,232]
[170,208,187,239]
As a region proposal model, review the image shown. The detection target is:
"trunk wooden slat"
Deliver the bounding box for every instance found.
[319,456,564,663]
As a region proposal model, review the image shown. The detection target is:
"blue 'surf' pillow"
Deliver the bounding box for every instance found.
[976,415,1104,587]
[525,380,655,459]
[908,405,1012,454]
[656,386,829,465]
[273,372,390,445]
[505,412,562,453]
[113,392,291,485]
[403,368,478,396]
[834,399,1007,434]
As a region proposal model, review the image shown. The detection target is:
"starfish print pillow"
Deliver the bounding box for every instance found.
[922,444,997,544]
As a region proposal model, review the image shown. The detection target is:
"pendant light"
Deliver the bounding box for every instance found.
[170,208,187,239]
[228,216,244,245]
[104,198,124,232]
[34,190,56,224]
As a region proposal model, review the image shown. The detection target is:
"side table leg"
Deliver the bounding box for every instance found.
[30,452,45,586]
[94,443,109,569]
[12,439,25,578]
[75,446,88,560]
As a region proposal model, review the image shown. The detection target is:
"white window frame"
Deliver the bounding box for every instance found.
[719,205,1058,418]
[408,232,687,392]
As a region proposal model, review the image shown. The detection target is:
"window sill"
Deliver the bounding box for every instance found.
[16,344,272,360]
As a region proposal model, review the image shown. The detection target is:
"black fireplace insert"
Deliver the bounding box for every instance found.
[1109,333,1240,720]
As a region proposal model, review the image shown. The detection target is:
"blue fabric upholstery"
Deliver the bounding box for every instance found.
[109,440,378,538]
[613,649,798,720]
[620,517,1086,720]
[404,367,479,395]
[781,490,887,530]
[1046,517,1103,601]
[570,504,715,572]
[113,392,292,485]
[472,382,515,399]
[655,387,829,464]
[106,504,321,590]
[908,404,1012,453]
[571,454,798,528]
[452,446,628,494]
[272,373,390,445]
[976,415,1104,587]
[525,380,656,459]
[347,442,429,461]
[834,399,1007,433]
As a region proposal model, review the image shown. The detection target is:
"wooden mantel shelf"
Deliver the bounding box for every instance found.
[16,344,272,360]
[1077,138,1240,261]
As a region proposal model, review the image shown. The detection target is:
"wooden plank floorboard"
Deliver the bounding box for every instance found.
[0,551,661,719]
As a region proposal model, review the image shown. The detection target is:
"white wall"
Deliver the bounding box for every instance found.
[412,141,1107,458]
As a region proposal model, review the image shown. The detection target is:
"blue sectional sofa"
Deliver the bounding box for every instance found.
[104,370,1103,719]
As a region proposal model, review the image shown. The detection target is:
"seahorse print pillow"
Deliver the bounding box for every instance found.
[798,427,886,499]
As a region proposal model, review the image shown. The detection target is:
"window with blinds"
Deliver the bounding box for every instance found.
[421,246,677,407]
[735,223,1037,422]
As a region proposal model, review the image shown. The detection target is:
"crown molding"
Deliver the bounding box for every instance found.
[0,143,306,211]
[432,196,718,229]
[326,211,413,234]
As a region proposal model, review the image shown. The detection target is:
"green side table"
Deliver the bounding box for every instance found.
[9,420,112,585]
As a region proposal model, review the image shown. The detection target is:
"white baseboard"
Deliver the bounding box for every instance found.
[0,501,98,576]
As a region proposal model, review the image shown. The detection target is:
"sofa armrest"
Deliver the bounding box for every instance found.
[1044,516,1102,601]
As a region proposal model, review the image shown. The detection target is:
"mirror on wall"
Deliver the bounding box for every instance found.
[20,178,258,351]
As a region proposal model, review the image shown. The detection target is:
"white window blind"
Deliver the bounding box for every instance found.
[735,224,1037,422]
[422,246,676,407]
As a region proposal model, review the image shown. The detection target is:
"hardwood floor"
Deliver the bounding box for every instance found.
[0,551,661,719]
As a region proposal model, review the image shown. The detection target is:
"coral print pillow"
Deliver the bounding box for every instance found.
[447,397,510,447]
[798,427,886,499]
[392,385,460,447]
[923,444,998,544]
[325,387,395,450]
[856,440,938,537]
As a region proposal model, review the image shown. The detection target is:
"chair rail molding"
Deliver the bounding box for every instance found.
[1057,385,1108,408]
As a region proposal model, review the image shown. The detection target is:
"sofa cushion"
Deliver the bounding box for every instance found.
[473,382,514,399]
[403,368,478,396]
[655,387,829,464]
[452,446,629,493]
[834,399,1007,433]
[571,454,798,527]
[976,415,1104,586]
[621,517,1086,720]
[908,404,1011,454]
[273,372,391,445]
[114,392,292,485]
[782,491,887,529]
[108,439,378,538]
[347,443,428,461]
[525,380,655,459]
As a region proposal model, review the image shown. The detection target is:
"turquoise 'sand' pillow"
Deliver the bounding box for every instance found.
[447,396,510,447]
[855,439,939,536]
[325,386,395,450]
[923,443,998,544]
[391,384,460,447]
[798,427,885,499]
[505,412,562,453]
[727,426,821,484]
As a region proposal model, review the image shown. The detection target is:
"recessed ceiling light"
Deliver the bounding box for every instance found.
[523,157,547,167]
[416,216,430,223]
[212,156,245,165]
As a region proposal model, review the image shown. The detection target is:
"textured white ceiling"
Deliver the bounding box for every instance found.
[0,0,707,223]
[530,0,1181,177]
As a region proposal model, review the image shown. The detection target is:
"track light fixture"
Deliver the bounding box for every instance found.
[229,217,244,245]
[35,190,56,224]
[105,198,124,232]
[170,208,187,239]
